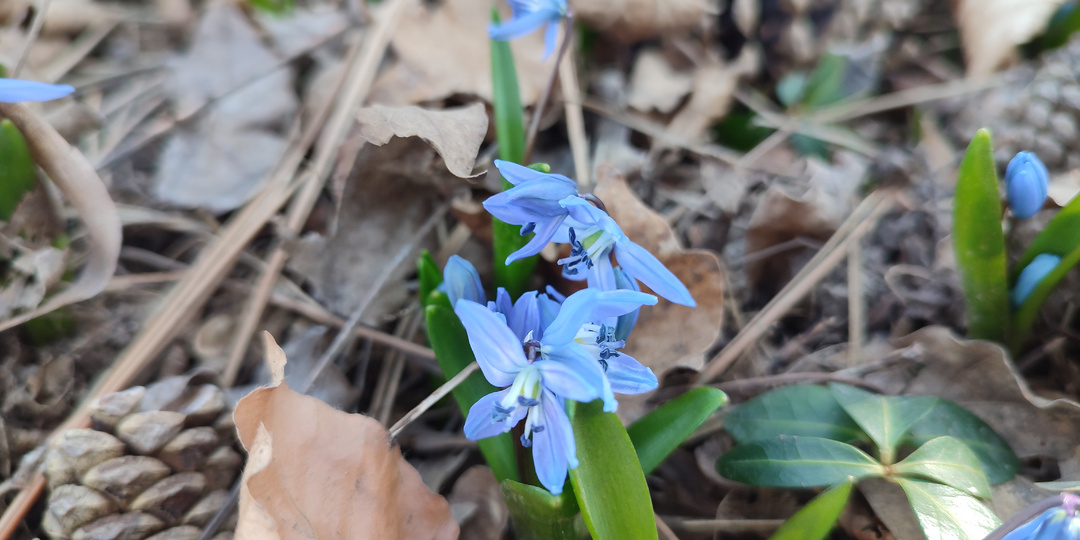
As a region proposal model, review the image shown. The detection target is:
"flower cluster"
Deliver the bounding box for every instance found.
[0,78,74,103]
[446,161,695,494]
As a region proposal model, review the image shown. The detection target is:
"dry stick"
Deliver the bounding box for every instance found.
[0,30,355,540]
[300,204,447,394]
[522,14,575,163]
[375,311,421,424]
[810,75,1006,125]
[847,239,865,367]
[714,372,885,394]
[557,36,590,188]
[12,0,52,78]
[664,518,785,535]
[696,189,898,383]
[655,513,681,540]
[388,362,479,438]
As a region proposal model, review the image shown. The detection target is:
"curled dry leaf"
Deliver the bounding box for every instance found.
[592,165,724,421]
[370,0,547,105]
[0,103,122,333]
[234,334,458,540]
[355,103,488,178]
[571,0,714,41]
[957,0,1067,76]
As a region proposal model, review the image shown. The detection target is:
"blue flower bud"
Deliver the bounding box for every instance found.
[1005,151,1049,219]
[440,255,485,307]
[1012,253,1061,307]
[0,78,74,103]
[1002,495,1080,539]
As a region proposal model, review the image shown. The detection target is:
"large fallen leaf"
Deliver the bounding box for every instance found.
[234,334,458,539]
[0,104,122,333]
[957,0,1067,76]
[155,3,298,212]
[593,165,724,421]
[665,49,757,144]
[355,103,488,178]
[370,0,547,105]
[287,140,440,322]
[571,0,713,41]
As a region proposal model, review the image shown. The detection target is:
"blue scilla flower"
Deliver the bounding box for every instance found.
[484,160,578,264]
[0,78,74,103]
[1003,495,1080,539]
[455,288,655,494]
[557,196,696,307]
[1006,151,1049,219]
[1012,253,1061,306]
[488,0,568,60]
[440,255,485,306]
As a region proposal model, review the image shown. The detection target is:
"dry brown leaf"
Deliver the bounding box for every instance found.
[957,0,1067,76]
[627,49,693,114]
[370,0,547,105]
[447,466,508,540]
[355,103,488,178]
[571,0,714,41]
[234,333,458,540]
[592,165,724,420]
[156,2,298,212]
[745,153,866,294]
[0,103,122,333]
[666,49,757,143]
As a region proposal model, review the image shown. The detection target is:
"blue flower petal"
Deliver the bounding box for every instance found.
[488,8,561,41]
[603,352,658,395]
[508,291,541,340]
[455,299,527,386]
[505,214,567,264]
[534,349,606,404]
[443,255,485,306]
[536,292,562,339]
[542,22,559,60]
[615,240,696,307]
[0,79,74,103]
[1012,253,1061,306]
[532,390,575,494]
[542,288,657,345]
[587,252,618,292]
[493,287,514,316]
[484,181,578,223]
[464,388,528,440]
[493,160,575,187]
[612,266,641,341]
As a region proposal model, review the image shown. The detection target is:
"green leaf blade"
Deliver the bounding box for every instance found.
[952,128,1009,341]
[907,400,1019,485]
[893,436,991,498]
[0,120,37,221]
[424,305,518,483]
[768,481,853,540]
[627,387,728,475]
[417,250,443,308]
[717,436,886,488]
[569,400,657,540]
[895,478,1000,540]
[828,384,937,463]
[489,12,537,297]
[501,479,586,540]
[725,385,864,444]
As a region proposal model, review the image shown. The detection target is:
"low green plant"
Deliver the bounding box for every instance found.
[717,383,1018,540]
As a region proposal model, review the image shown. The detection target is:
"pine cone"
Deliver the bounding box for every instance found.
[42,372,241,540]
[951,36,1080,172]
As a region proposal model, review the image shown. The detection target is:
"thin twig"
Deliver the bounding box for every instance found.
[13,0,52,79]
[714,372,885,394]
[388,362,479,438]
[523,13,574,163]
[300,204,447,394]
[848,239,864,367]
[655,513,681,540]
[557,34,590,188]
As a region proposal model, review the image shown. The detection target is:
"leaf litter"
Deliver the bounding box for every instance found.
[9,0,1080,539]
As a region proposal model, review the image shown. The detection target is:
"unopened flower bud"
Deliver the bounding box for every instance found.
[1012,253,1061,306]
[1005,151,1049,219]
